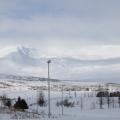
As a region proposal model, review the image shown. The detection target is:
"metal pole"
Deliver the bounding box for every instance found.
[61,85,64,115]
[47,60,51,118]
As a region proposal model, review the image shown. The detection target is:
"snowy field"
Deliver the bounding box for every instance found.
[0,79,119,120]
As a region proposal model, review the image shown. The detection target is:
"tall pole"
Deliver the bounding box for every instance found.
[47,60,51,118]
[61,85,64,115]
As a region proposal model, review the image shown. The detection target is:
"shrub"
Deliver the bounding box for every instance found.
[97,91,120,97]
[37,91,46,107]
[5,99,11,108]
[0,94,12,108]
[14,97,28,111]
[96,91,109,97]
[56,98,74,107]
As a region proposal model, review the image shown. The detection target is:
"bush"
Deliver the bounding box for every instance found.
[14,97,28,111]
[97,91,120,97]
[109,91,120,97]
[37,91,46,107]
[0,94,12,108]
[96,91,109,97]
[56,98,74,107]
[5,99,11,108]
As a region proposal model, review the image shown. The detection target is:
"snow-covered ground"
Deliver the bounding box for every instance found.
[0,79,120,120]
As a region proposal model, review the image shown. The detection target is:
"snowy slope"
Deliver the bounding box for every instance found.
[0,79,119,120]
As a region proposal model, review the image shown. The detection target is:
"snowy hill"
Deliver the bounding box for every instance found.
[0,46,120,82]
[0,73,59,82]
[0,46,40,66]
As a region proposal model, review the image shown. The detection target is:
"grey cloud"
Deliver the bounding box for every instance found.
[0,15,120,46]
[0,0,120,82]
[0,0,120,45]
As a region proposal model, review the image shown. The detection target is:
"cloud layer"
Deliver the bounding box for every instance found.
[0,0,120,82]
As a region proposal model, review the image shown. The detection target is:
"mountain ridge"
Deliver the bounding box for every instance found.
[0,46,120,82]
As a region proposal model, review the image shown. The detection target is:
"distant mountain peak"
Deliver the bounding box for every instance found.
[17,46,30,54]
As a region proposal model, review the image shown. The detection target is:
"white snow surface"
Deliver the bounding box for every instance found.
[0,79,119,120]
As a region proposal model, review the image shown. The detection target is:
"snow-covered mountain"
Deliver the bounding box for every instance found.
[0,46,39,66]
[1,46,120,65]
[0,46,120,82]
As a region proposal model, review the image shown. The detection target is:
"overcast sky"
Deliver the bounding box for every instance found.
[0,0,120,82]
